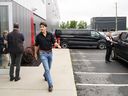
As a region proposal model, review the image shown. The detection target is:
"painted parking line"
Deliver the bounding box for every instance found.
[71,53,105,55]
[72,60,105,62]
[74,72,128,75]
[76,83,128,86]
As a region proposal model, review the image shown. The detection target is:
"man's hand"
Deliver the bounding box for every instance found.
[54,42,61,48]
[57,45,61,48]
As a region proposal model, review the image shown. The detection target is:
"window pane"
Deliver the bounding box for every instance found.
[0,6,8,35]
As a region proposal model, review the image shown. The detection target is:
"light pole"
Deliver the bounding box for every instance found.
[115,2,118,31]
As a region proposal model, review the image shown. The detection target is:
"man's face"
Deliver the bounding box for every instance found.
[40,25,46,33]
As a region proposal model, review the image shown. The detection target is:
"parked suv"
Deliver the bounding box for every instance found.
[55,29,106,49]
[112,32,128,63]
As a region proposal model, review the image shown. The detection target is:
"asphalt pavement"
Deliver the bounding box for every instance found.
[70,49,128,96]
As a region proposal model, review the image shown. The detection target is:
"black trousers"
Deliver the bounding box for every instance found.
[9,53,23,78]
[105,46,112,61]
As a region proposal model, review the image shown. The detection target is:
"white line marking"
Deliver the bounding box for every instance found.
[71,53,105,55]
[74,72,128,75]
[76,83,128,86]
[72,60,104,61]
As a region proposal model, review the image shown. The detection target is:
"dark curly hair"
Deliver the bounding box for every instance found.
[40,22,47,27]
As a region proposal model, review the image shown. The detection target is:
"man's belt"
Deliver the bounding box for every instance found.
[40,49,52,52]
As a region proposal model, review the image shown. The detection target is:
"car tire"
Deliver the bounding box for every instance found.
[61,42,68,48]
[111,49,118,60]
[98,43,106,49]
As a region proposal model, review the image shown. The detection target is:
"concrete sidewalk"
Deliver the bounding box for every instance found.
[0,49,77,96]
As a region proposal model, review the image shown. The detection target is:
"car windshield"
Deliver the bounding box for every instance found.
[99,32,106,37]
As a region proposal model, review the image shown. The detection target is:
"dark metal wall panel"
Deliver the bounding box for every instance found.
[12,1,32,47]
[0,0,12,2]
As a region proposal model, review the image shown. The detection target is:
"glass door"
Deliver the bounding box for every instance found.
[0,2,13,35]
[0,5,9,35]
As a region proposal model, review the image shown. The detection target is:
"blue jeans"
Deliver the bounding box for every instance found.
[39,51,53,87]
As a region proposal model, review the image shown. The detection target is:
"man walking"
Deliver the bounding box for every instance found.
[35,22,61,92]
[0,35,4,67]
[105,32,113,63]
[7,23,24,81]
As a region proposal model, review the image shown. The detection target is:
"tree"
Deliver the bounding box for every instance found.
[77,21,87,29]
[59,22,67,29]
[69,20,77,29]
[66,21,70,29]
[59,20,87,29]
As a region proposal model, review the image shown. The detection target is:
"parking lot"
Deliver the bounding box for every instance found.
[70,49,128,96]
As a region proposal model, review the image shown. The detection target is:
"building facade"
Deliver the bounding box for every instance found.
[46,0,60,32]
[0,0,46,47]
[91,17,126,32]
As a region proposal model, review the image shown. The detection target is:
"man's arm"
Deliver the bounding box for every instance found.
[106,37,117,44]
[106,37,113,42]
[34,45,39,60]
[35,35,39,59]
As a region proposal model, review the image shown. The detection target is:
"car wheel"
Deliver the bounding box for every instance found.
[61,42,68,48]
[98,43,106,49]
[111,49,118,60]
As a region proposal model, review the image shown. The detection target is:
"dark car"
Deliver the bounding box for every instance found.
[112,32,128,63]
[55,29,106,49]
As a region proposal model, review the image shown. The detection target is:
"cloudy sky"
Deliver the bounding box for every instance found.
[57,0,128,25]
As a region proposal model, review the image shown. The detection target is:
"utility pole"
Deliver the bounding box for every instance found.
[115,2,118,31]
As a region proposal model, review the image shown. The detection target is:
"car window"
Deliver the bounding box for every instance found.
[112,32,121,38]
[91,31,99,37]
[120,32,127,40]
[124,34,128,43]
[99,32,106,37]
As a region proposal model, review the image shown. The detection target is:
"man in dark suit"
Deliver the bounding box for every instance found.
[7,23,24,81]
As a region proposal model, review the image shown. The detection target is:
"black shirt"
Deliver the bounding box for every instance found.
[35,32,55,50]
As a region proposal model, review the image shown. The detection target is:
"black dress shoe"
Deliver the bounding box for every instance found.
[105,60,112,63]
[15,77,21,81]
[10,77,15,81]
[108,60,112,62]
[48,85,53,92]
[43,75,47,81]
[44,77,47,81]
